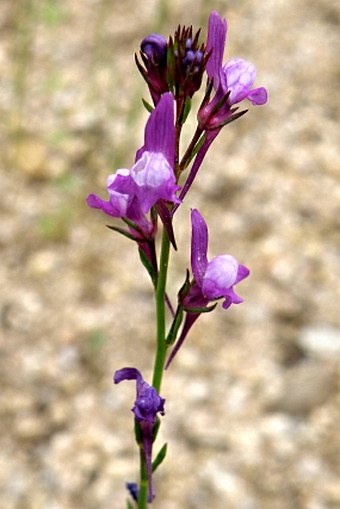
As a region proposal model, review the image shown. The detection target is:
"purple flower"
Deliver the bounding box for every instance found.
[114,367,165,423]
[190,209,249,309]
[166,209,249,368]
[87,93,180,226]
[206,11,268,106]
[198,11,267,132]
[114,367,165,502]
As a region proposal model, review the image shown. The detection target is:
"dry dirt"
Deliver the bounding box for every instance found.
[0,1,340,508]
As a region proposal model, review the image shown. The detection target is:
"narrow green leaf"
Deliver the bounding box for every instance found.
[152,443,168,472]
[184,133,206,168]
[166,43,175,91]
[142,98,154,113]
[183,302,218,314]
[152,416,161,441]
[122,217,144,236]
[106,225,137,241]
[138,247,157,287]
[178,269,191,300]
[181,97,192,124]
[217,109,248,128]
[166,306,184,345]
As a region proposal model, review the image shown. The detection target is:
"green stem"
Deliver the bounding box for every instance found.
[138,230,170,507]
[138,448,148,509]
[152,228,171,392]
[179,125,203,172]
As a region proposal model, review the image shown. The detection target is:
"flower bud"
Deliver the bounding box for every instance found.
[141,33,167,65]
[136,34,169,104]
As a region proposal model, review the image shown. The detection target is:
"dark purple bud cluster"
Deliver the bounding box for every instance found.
[182,38,203,72]
[167,25,208,100]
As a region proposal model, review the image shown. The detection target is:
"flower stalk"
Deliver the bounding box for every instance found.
[87,10,267,506]
[152,228,171,393]
[137,450,148,509]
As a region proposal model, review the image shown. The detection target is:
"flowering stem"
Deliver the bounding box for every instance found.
[152,228,171,393]
[138,448,148,509]
[137,229,170,506]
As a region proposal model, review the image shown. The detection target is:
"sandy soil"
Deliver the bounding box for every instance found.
[0,1,340,508]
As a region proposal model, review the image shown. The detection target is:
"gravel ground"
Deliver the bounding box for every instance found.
[0,1,340,508]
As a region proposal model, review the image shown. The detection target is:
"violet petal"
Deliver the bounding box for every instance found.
[201,255,238,300]
[114,367,142,385]
[130,151,180,213]
[206,11,227,87]
[143,92,175,167]
[235,263,250,284]
[191,209,209,286]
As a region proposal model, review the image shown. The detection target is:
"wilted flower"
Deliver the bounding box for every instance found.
[114,367,165,502]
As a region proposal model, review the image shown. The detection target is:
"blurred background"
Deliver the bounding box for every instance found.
[0,0,339,508]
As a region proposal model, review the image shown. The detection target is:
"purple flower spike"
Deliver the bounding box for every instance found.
[114,367,165,502]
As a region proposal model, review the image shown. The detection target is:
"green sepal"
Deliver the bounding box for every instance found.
[150,205,158,226]
[181,97,192,124]
[166,44,175,92]
[184,133,206,169]
[142,98,154,113]
[134,419,143,446]
[183,302,218,314]
[152,416,161,441]
[122,217,145,237]
[215,109,248,129]
[152,443,168,472]
[106,225,137,242]
[178,269,191,300]
[166,306,184,345]
[138,247,157,287]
